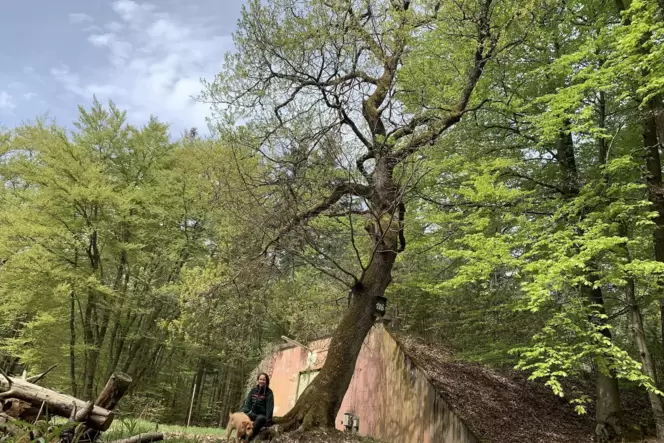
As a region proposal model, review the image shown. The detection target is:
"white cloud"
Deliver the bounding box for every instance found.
[106,21,125,33]
[51,0,232,135]
[68,13,94,24]
[50,65,84,96]
[111,0,156,27]
[0,92,16,112]
[88,33,115,47]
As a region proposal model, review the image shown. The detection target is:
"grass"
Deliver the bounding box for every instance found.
[0,417,225,443]
[103,418,226,442]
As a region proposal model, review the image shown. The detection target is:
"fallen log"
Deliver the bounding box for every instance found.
[0,375,114,430]
[108,432,164,443]
[74,401,95,422]
[0,412,16,424]
[0,412,18,438]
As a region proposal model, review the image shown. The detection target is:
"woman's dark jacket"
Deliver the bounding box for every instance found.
[241,385,274,420]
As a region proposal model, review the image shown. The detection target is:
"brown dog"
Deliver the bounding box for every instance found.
[225,411,254,442]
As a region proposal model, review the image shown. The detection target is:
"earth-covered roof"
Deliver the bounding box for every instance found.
[391,331,595,443]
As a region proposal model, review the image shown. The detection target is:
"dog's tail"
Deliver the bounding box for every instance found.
[228,408,233,418]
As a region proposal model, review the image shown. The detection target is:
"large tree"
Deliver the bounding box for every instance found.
[203,0,527,429]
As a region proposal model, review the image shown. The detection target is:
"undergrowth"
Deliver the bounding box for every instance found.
[0,417,225,443]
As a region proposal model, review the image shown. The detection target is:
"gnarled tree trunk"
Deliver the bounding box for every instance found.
[279,160,399,429]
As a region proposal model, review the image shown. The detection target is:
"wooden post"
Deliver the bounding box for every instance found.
[187,383,196,428]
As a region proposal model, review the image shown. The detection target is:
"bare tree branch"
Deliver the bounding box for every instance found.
[356,151,374,181]
[263,182,373,253]
[26,364,58,384]
[502,169,567,194]
[300,229,360,284]
[286,247,356,288]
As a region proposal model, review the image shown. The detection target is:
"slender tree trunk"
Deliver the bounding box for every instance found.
[81,226,110,401]
[1,355,19,376]
[107,244,130,378]
[209,369,220,424]
[584,284,622,435]
[218,367,232,427]
[122,321,146,374]
[69,291,78,397]
[189,371,198,423]
[84,347,101,401]
[82,291,95,399]
[642,97,664,349]
[615,0,664,353]
[123,305,165,375]
[556,127,623,435]
[625,277,664,440]
[106,317,123,380]
[83,301,110,401]
[170,375,181,411]
[106,281,129,380]
[134,341,166,384]
[109,310,139,378]
[195,363,206,419]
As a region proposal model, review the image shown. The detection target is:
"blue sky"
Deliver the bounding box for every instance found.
[0,0,245,136]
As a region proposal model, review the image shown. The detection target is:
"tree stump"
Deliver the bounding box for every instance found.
[95,372,132,410]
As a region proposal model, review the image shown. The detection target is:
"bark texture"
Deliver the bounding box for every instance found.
[278,157,400,429]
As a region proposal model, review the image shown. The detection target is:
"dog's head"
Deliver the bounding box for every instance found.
[241,420,254,437]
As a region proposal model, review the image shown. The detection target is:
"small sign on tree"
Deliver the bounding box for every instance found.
[374,296,387,317]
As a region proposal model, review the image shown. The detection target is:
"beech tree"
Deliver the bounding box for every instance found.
[392,0,664,439]
[203,0,528,429]
[0,103,273,423]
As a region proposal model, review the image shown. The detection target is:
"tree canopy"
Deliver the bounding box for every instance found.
[2,0,664,440]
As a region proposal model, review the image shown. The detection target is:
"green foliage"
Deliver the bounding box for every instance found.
[0,96,350,425]
[3,0,664,434]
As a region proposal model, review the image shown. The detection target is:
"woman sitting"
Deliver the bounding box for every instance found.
[240,372,274,440]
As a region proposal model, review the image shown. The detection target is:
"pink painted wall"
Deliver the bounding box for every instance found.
[263,324,478,443]
[266,337,329,417]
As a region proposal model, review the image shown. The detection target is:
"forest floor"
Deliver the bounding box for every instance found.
[269,429,382,443]
[103,420,382,443]
[103,419,224,443]
[102,418,660,442]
